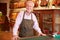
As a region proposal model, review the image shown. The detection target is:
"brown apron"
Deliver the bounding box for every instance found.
[19,12,34,37]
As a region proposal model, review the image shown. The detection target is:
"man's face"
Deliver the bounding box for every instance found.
[26,2,34,13]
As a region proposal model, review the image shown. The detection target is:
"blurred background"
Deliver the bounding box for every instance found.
[0,0,60,40]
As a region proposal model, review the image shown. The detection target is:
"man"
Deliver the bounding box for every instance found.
[13,0,46,40]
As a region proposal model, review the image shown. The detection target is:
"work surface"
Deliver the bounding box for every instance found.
[0,31,12,40]
[18,35,54,40]
[0,31,59,40]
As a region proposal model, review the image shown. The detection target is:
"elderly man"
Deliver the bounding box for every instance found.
[13,0,46,40]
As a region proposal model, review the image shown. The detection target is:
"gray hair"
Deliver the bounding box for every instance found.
[26,0,34,7]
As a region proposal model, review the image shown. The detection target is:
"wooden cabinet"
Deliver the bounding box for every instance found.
[41,10,54,34]
[33,9,60,34]
[54,10,60,33]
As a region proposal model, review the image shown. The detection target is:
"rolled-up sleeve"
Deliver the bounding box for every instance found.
[13,11,24,36]
[32,13,42,34]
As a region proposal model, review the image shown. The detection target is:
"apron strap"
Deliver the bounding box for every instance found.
[31,13,33,20]
[23,11,25,20]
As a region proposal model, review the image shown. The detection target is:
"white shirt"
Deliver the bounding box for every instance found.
[13,11,42,36]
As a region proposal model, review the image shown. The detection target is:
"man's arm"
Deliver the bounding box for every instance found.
[32,13,46,36]
[13,11,24,36]
[32,13,42,34]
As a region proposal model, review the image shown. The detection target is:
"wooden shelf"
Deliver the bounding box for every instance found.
[55,22,60,24]
[43,21,52,24]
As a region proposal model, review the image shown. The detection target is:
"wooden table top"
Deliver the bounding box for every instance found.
[0,31,12,40]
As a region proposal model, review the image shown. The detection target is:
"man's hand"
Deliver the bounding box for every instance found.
[38,33,46,36]
[41,33,46,36]
[12,35,19,40]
